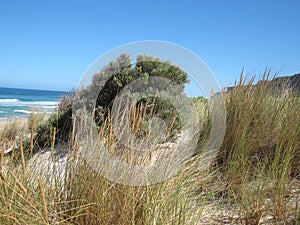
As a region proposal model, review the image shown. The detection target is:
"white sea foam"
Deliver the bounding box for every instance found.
[23,101,58,106]
[14,110,31,114]
[0,99,19,103]
[13,109,56,115]
[0,111,4,113]
[39,105,57,109]
[0,99,58,107]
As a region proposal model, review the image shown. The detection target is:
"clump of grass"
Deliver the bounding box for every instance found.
[0,94,211,224]
[217,70,300,223]
[0,119,26,156]
[0,71,299,224]
[0,120,24,143]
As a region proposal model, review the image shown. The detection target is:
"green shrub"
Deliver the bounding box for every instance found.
[34,53,189,148]
[33,93,73,149]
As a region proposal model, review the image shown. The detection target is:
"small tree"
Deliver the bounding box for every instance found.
[91,53,189,140]
[34,53,189,148]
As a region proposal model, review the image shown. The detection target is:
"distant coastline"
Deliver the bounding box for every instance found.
[226,73,300,92]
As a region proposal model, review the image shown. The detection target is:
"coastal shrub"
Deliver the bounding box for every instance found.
[34,53,189,148]
[88,53,188,139]
[33,93,73,148]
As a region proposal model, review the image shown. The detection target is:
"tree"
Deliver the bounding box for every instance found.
[90,53,189,140]
[34,53,189,148]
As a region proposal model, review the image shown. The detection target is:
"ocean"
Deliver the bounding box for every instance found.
[0,87,67,120]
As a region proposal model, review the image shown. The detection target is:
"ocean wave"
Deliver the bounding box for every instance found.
[22,101,58,106]
[40,106,57,109]
[0,111,4,113]
[0,99,19,103]
[13,109,56,115]
[0,99,58,106]
[14,110,31,114]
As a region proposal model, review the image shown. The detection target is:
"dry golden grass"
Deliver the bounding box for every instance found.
[0,73,299,224]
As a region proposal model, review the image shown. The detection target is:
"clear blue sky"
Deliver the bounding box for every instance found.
[0,0,299,96]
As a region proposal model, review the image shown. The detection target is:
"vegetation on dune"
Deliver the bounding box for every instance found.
[32,53,189,149]
[216,71,300,224]
[0,54,299,224]
[33,94,74,149]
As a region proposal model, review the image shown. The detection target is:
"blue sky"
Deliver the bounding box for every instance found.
[0,0,299,96]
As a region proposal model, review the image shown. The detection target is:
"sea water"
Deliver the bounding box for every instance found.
[0,87,67,120]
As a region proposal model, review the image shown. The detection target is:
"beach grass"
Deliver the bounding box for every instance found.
[0,73,299,224]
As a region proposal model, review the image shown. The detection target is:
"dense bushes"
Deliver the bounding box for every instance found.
[33,53,189,148]
[33,93,73,148]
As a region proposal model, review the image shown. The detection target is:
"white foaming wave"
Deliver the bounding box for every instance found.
[40,106,57,109]
[22,101,58,106]
[0,99,58,106]
[0,111,4,113]
[14,110,31,114]
[13,109,56,115]
[0,99,19,103]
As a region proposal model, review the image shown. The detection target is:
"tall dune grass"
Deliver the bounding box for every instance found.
[0,73,299,224]
[218,71,300,224]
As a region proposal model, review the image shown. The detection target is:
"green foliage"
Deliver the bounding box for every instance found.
[191,96,210,154]
[92,53,189,140]
[33,53,189,148]
[34,94,73,149]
